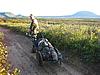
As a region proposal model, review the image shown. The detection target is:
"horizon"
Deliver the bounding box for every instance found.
[0,11,99,17]
[0,0,100,16]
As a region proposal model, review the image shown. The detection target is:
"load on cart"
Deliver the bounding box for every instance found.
[31,32,63,65]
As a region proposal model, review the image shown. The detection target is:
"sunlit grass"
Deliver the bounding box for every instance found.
[0,32,20,75]
[0,18,100,64]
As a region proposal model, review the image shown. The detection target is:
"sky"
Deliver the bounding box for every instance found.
[0,0,100,16]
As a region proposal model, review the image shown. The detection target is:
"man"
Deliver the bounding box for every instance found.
[28,14,39,38]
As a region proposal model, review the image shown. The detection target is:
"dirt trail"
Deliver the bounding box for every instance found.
[0,27,93,75]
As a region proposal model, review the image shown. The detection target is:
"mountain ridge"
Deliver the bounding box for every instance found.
[0,11,100,18]
[66,11,100,18]
[0,12,27,18]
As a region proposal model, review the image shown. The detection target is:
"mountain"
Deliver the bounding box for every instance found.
[16,14,27,18]
[0,12,26,18]
[38,11,100,18]
[0,11,100,18]
[65,11,100,18]
[0,12,16,18]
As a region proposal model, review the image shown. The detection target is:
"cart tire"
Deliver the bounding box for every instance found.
[36,51,43,66]
[31,45,36,53]
[58,59,62,65]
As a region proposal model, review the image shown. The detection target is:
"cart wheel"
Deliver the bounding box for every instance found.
[58,59,62,65]
[31,46,36,53]
[36,51,43,66]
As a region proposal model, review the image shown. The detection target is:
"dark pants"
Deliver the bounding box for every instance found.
[30,22,33,30]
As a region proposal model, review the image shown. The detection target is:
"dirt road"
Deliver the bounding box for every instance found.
[0,27,93,75]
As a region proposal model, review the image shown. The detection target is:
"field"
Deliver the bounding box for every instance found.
[0,18,100,75]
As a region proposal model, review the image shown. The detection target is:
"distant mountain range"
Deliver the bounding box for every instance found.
[0,11,100,18]
[0,12,27,18]
[65,11,100,18]
[38,11,100,18]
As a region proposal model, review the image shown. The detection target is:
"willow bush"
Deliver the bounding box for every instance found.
[43,25,100,63]
[0,18,100,64]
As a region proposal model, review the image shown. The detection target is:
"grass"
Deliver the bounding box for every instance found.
[0,18,100,64]
[0,32,20,75]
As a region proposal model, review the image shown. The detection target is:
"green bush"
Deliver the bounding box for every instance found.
[0,18,100,64]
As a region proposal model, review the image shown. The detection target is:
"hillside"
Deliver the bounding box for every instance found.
[0,12,26,18]
[38,11,100,18]
[66,11,100,18]
[0,11,100,18]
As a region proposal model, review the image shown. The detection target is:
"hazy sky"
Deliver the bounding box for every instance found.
[0,0,100,16]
